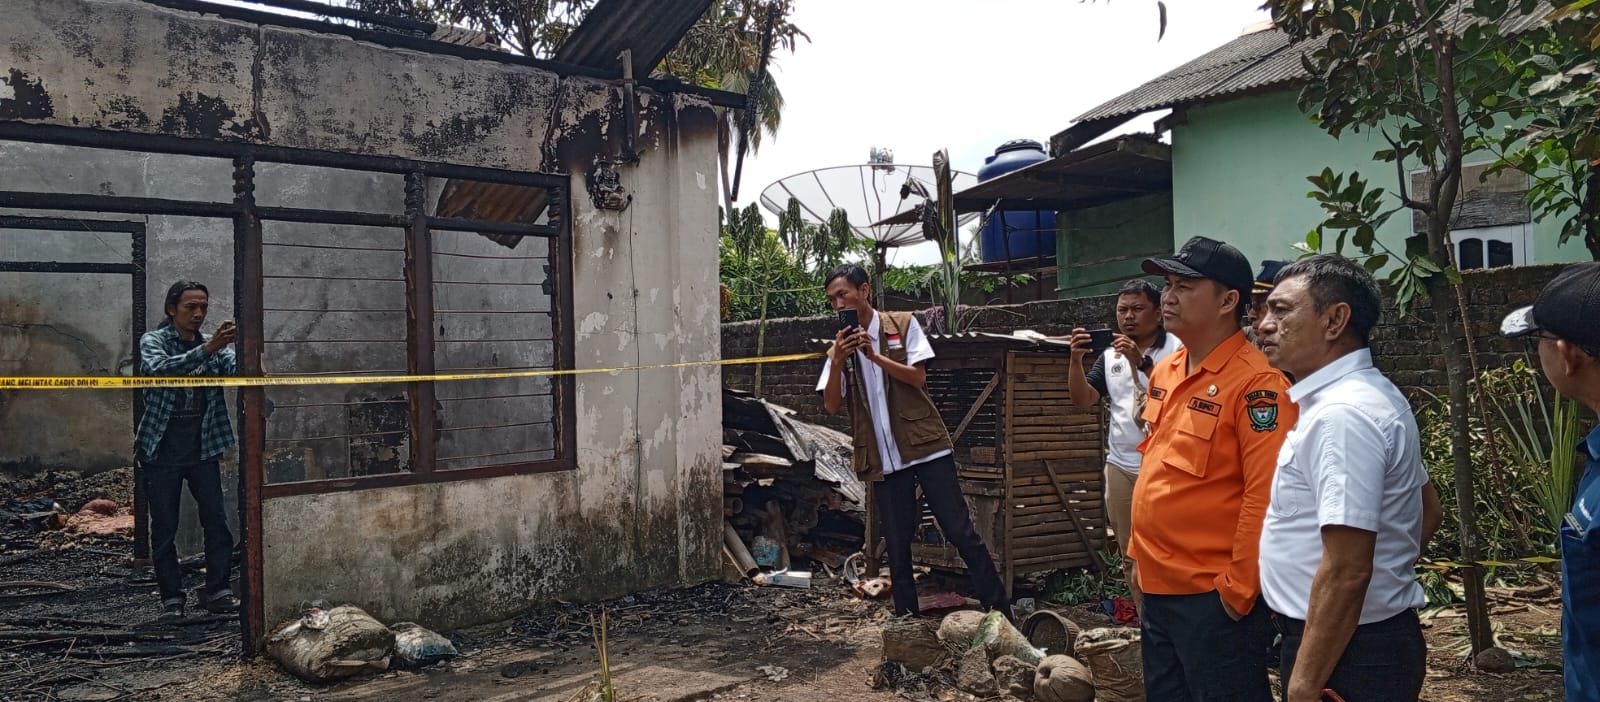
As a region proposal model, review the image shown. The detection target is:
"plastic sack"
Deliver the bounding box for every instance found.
[1074,626,1145,702]
[267,605,394,682]
[390,622,459,669]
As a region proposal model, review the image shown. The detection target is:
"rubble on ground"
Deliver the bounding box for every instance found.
[2,468,138,549]
[884,606,1141,702]
[0,467,135,516]
[721,389,865,580]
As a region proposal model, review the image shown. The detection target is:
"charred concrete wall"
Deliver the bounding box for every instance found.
[0,149,237,475]
[2,0,723,629]
[0,147,240,554]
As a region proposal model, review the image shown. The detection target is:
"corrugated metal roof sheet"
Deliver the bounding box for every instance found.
[430,24,499,51]
[1076,7,1553,124]
[554,0,715,76]
[872,134,1171,226]
[434,180,550,250]
[1075,27,1307,123]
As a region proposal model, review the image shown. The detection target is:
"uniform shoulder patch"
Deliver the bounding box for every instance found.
[1150,387,1167,400]
[1246,389,1279,432]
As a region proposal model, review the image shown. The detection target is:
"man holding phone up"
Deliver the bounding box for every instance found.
[1064,279,1183,609]
[136,281,240,620]
[817,264,1010,619]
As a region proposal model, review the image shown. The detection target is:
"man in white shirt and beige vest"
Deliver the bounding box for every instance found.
[1255,255,1443,702]
[1065,278,1183,609]
[817,264,1010,619]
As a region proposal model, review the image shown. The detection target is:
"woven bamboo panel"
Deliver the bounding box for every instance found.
[903,348,1109,581]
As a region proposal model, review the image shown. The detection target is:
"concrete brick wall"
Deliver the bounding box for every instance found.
[722,264,1569,426]
[1368,264,1562,399]
[2,0,725,631]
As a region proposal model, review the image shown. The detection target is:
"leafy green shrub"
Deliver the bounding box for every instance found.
[1416,358,1588,588]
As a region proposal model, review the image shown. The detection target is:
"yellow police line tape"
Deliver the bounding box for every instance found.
[0,352,827,390]
[1418,555,1560,571]
[0,363,1575,577]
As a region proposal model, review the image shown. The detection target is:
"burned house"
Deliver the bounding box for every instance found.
[0,0,734,648]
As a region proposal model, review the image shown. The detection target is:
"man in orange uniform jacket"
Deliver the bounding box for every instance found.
[1129,236,1297,701]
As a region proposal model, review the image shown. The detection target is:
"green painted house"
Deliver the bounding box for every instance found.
[1038,21,1592,297]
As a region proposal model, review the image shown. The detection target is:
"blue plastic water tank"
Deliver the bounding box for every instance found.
[977,140,1058,263]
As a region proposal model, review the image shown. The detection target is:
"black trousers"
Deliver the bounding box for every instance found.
[1142,591,1275,702]
[141,460,234,604]
[1276,609,1426,702]
[875,454,1008,616]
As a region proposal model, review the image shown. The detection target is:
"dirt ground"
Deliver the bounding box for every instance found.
[1,557,1567,701]
[1,472,1567,702]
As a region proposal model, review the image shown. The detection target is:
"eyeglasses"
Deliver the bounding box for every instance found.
[1520,331,1562,350]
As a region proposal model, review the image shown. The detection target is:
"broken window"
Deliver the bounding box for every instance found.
[251,167,573,486]
[432,229,559,469]
[262,220,413,482]
[0,137,574,490]
[0,215,147,473]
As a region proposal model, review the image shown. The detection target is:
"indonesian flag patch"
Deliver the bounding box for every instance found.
[886,333,903,351]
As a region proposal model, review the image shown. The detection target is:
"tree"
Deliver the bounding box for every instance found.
[1486,1,1600,260]
[1262,0,1548,655]
[719,203,824,323]
[660,2,807,213]
[720,202,827,395]
[777,197,858,274]
[893,151,967,332]
[339,0,594,57]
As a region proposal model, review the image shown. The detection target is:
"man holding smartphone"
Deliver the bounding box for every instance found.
[1064,279,1183,610]
[136,280,240,620]
[817,264,1010,619]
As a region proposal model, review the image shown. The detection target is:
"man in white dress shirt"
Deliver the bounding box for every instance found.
[1255,255,1442,702]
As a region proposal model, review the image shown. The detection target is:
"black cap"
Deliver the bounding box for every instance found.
[1142,236,1254,295]
[1501,261,1600,350]
[1253,260,1287,293]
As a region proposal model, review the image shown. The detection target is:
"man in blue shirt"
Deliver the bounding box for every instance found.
[1502,261,1600,702]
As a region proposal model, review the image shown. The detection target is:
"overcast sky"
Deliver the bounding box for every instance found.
[738,0,1271,266]
[217,0,1271,266]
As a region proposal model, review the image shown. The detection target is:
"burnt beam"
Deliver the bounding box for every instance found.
[404,172,438,475]
[0,123,568,187]
[0,191,237,218]
[231,155,266,657]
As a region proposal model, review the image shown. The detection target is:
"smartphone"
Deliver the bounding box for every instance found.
[838,309,860,332]
[1087,328,1115,354]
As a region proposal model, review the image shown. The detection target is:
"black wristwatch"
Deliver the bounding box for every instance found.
[1138,356,1154,373]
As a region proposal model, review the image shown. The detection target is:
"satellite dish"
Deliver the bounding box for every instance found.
[759,164,980,248]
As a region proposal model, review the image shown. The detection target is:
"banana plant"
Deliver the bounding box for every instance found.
[899,150,964,334]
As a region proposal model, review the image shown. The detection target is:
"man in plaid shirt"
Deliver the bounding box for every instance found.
[136,280,239,620]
